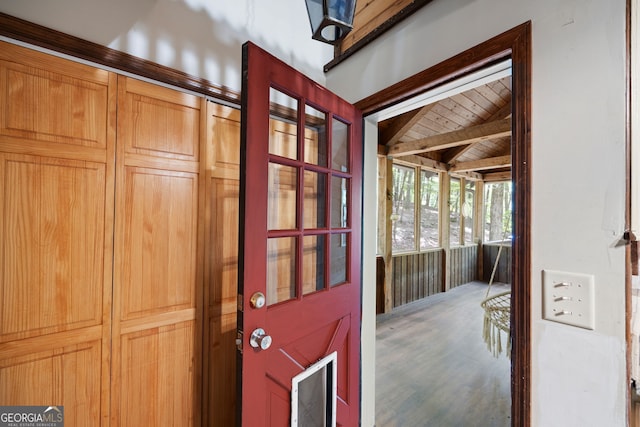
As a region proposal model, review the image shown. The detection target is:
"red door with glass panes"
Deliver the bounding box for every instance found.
[237,42,362,427]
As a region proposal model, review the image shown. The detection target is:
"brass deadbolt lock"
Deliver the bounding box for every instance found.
[250,292,266,309]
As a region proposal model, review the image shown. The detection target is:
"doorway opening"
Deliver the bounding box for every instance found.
[355,22,531,426]
[372,63,513,425]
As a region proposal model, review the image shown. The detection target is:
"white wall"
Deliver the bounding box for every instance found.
[326,0,628,425]
[0,0,333,89]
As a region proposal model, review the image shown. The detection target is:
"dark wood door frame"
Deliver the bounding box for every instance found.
[354,22,532,426]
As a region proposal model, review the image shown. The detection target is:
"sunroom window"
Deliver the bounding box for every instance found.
[391,164,416,252]
[484,181,512,242]
[420,170,440,250]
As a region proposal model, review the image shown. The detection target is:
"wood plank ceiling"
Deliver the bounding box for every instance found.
[378,76,512,182]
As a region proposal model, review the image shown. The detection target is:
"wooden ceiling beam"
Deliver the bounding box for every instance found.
[449,170,484,181]
[388,117,511,157]
[450,155,511,172]
[488,101,513,121]
[394,155,448,172]
[441,145,471,165]
[381,104,435,146]
[483,170,513,182]
[442,100,513,163]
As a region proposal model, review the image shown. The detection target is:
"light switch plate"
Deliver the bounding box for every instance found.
[542,270,595,330]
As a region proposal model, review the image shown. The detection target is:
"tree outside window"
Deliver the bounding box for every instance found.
[391,164,416,252]
[420,170,439,249]
[484,181,512,242]
[449,178,461,246]
[463,181,475,243]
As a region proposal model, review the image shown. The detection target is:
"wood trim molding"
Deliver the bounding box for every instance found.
[0,12,241,105]
[510,24,532,427]
[356,22,532,426]
[355,23,530,116]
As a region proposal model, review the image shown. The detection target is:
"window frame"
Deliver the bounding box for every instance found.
[378,158,484,256]
[389,159,451,254]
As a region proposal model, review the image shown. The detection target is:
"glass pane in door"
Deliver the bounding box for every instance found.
[304,104,327,167]
[330,176,348,229]
[330,233,347,287]
[302,235,326,295]
[269,87,298,160]
[267,237,297,305]
[331,118,349,172]
[304,170,327,229]
[268,163,297,230]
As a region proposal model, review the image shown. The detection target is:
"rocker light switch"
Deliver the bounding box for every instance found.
[542,270,595,330]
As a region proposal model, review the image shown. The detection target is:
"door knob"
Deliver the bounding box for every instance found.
[249,328,272,350]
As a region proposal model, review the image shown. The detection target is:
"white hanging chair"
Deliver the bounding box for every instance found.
[480,237,511,358]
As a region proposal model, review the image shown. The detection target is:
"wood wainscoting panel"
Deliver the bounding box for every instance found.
[392,250,444,308]
[449,244,479,289]
[0,41,116,425]
[112,75,204,426]
[482,243,512,284]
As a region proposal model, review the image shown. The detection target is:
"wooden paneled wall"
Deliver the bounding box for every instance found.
[0,41,206,426]
[203,103,241,427]
[482,243,512,284]
[449,245,479,289]
[391,245,479,309]
[112,75,204,427]
[341,0,417,52]
[391,250,444,308]
[0,42,115,425]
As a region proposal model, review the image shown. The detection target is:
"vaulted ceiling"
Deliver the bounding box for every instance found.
[378,76,512,182]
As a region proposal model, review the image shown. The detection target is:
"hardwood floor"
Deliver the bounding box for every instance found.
[375,281,511,427]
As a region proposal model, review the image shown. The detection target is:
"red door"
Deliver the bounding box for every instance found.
[237,42,362,427]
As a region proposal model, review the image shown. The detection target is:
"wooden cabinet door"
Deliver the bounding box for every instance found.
[112,76,204,426]
[203,102,241,427]
[0,41,116,425]
[238,42,363,427]
[0,42,209,427]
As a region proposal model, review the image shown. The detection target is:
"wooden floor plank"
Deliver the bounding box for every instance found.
[375,281,511,426]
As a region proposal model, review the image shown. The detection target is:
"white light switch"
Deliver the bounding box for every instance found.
[542,270,595,330]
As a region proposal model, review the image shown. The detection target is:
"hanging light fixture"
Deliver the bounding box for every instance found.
[305,0,357,45]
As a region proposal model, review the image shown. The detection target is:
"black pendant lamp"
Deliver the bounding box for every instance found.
[305,0,356,45]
